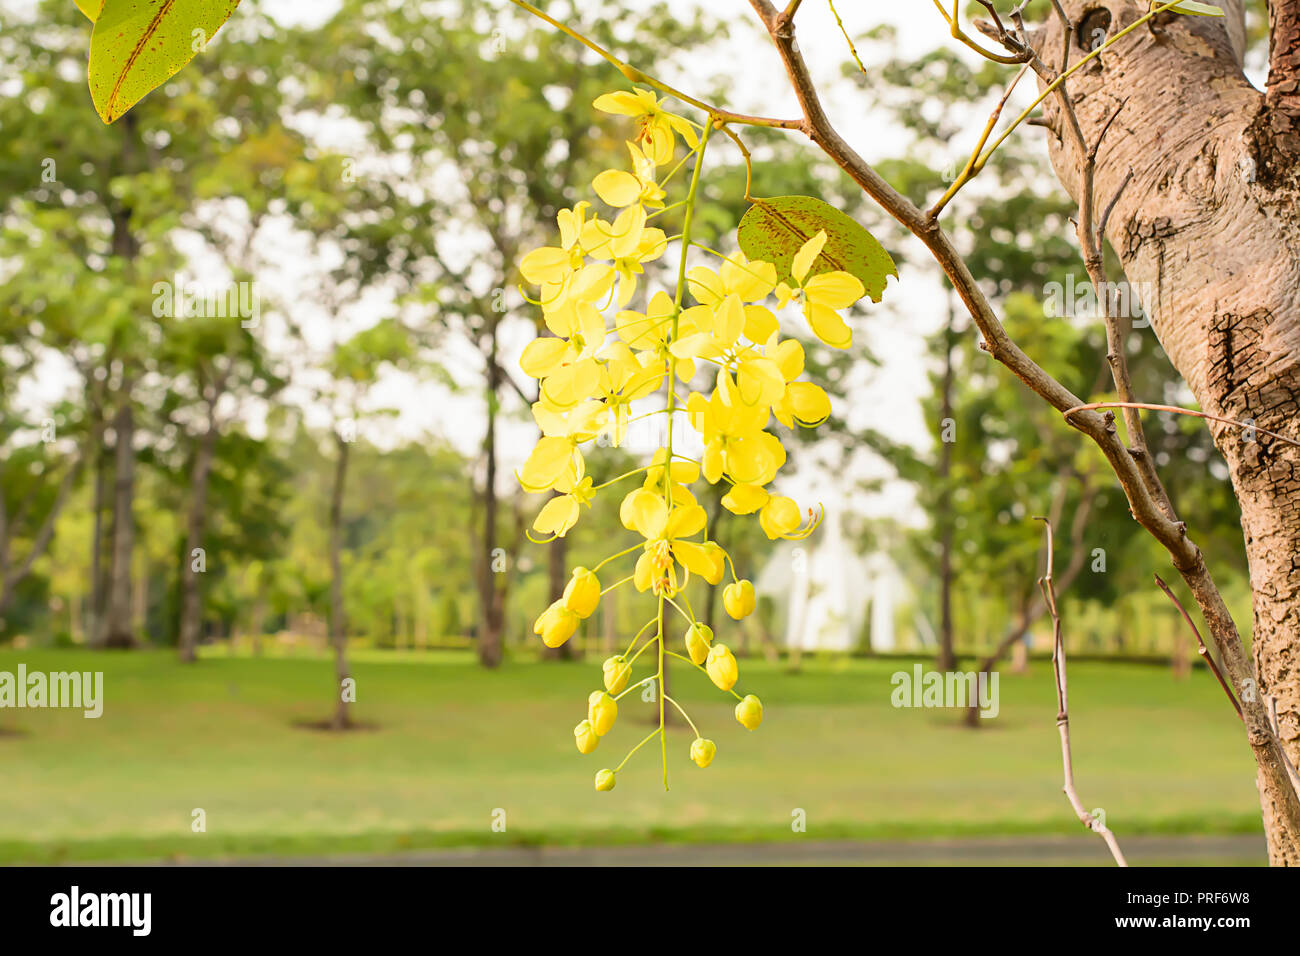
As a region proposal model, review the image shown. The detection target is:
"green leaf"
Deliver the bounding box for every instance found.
[88,0,242,124]
[74,0,105,21]
[736,195,897,303]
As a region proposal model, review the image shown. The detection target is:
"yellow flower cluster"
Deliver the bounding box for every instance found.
[516,88,866,791]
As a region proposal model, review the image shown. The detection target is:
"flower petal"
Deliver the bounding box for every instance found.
[791,230,828,283]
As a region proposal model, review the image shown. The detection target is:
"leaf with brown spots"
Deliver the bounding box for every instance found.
[737,195,896,303]
[88,0,242,124]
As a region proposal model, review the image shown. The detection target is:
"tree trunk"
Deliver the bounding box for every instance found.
[178,409,219,663]
[99,389,136,649]
[936,303,957,672]
[476,323,505,669]
[330,432,352,730]
[0,428,89,619]
[1030,0,1300,862]
[251,594,265,657]
[89,431,109,643]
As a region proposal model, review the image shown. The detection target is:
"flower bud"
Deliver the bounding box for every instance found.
[705,643,738,691]
[690,737,716,768]
[594,768,617,791]
[533,600,579,648]
[735,694,763,730]
[698,542,726,585]
[602,656,631,695]
[574,719,599,754]
[588,690,618,736]
[684,623,713,666]
[563,566,601,618]
[723,579,756,620]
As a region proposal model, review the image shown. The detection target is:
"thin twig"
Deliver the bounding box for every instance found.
[1037,516,1128,866]
[1153,573,1242,721]
[827,0,865,72]
[1063,402,1300,450]
[1267,696,1300,797]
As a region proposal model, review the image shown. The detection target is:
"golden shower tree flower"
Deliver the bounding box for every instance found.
[510,85,890,793]
[690,737,717,768]
[775,229,867,349]
[563,568,602,617]
[735,694,764,731]
[592,142,667,211]
[620,490,723,593]
[588,691,619,736]
[575,720,600,755]
[684,623,713,665]
[705,643,739,691]
[723,580,756,620]
[534,601,580,648]
[593,88,699,166]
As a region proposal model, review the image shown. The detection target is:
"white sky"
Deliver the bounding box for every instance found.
[11,1,1111,526]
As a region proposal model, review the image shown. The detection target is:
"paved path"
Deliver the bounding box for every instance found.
[165,834,1266,867]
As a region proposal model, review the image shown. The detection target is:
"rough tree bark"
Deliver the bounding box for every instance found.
[1026,0,1300,862]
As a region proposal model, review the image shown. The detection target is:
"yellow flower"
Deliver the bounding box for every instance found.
[592,141,666,211]
[519,202,592,287]
[620,490,722,592]
[614,289,675,353]
[735,694,763,730]
[588,690,619,736]
[574,719,600,754]
[723,580,756,620]
[774,381,832,429]
[531,452,596,538]
[686,389,786,486]
[581,204,667,307]
[687,254,777,308]
[534,600,579,648]
[641,447,699,508]
[595,344,664,446]
[705,643,739,691]
[594,768,617,791]
[670,292,747,361]
[684,623,712,665]
[722,482,769,516]
[759,496,802,540]
[602,655,631,695]
[690,737,717,768]
[564,567,602,617]
[775,230,865,349]
[518,436,578,493]
[532,399,607,444]
[593,88,698,166]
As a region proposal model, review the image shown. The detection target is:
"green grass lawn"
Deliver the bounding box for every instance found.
[0,646,1263,863]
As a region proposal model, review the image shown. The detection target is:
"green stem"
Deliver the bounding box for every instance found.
[506,0,803,130]
[666,650,744,700]
[664,694,700,737]
[615,727,662,772]
[592,542,642,571]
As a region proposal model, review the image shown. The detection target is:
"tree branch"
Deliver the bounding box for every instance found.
[745,0,1300,844]
[1038,516,1128,866]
